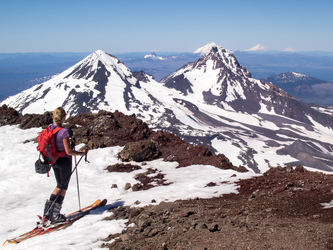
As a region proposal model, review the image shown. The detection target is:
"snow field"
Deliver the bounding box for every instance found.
[0,125,257,249]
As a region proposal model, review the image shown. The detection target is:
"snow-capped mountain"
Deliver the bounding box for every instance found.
[194,42,219,55]
[283,47,295,52]
[263,72,326,85]
[1,50,142,116]
[262,72,333,105]
[245,44,269,51]
[161,47,328,124]
[1,48,333,174]
[143,52,167,60]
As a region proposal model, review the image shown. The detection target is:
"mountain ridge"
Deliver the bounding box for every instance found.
[1,47,333,173]
[262,71,333,106]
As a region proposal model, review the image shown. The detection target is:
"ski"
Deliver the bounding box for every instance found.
[3,199,107,246]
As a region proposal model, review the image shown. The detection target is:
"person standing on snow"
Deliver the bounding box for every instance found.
[43,107,86,224]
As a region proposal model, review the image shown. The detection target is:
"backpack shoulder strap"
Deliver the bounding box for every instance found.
[51,125,63,134]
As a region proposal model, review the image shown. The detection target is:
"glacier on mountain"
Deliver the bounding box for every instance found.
[1,45,333,174]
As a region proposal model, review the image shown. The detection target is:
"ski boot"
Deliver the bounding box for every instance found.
[49,202,67,224]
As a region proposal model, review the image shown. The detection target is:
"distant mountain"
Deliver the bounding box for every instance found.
[245,44,269,52]
[119,52,200,81]
[262,72,333,105]
[194,42,219,55]
[1,50,144,116]
[262,72,326,85]
[283,47,296,52]
[2,48,333,173]
[161,47,322,122]
[233,50,333,87]
[143,52,167,60]
[1,46,333,103]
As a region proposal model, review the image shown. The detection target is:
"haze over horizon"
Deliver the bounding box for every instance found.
[1,0,332,53]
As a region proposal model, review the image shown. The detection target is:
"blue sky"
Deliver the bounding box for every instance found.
[0,0,332,53]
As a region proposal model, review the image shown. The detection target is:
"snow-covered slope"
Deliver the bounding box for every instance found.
[160,46,333,172]
[1,50,139,116]
[194,42,219,55]
[1,47,333,174]
[0,125,256,249]
[161,46,330,125]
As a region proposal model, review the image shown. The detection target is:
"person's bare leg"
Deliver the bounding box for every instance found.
[52,187,67,197]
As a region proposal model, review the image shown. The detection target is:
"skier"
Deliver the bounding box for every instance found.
[43,107,86,224]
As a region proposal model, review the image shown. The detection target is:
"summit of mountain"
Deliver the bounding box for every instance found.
[1,50,140,116]
[161,46,330,126]
[194,42,219,55]
[245,44,269,52]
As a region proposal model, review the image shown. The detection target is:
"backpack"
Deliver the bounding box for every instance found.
[37,125,67,165]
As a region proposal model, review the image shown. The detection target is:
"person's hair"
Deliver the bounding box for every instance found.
[53,107,66,125]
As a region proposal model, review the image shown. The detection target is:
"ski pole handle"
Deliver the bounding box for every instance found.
[83,149,90,163]
[70,137,76,150]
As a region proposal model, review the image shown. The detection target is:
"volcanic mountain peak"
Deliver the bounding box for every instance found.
[63,49,131,81]
[203,46,251,77]
[144,52,166,61]
[194,42,218,55]
[276,72,308,80]
[262,72,327,86]
[1,50,139,116]
[245,44,269,51]
[161,45,259,106]
[164,45,251,83]
[283,47,296,52]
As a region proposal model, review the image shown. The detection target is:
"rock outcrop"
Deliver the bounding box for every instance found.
[0,105,240,171]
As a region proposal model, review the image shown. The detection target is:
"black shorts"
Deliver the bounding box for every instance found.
[52,157,72,190]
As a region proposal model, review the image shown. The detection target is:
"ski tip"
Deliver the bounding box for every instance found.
[92,199,107,207]
[101,199,107,206]
[92,199,101,206]
[3,239,16,246]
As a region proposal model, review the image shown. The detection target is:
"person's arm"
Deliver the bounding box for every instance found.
[63,137,85,156]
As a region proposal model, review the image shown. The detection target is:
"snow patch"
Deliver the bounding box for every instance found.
[0,125,257,249]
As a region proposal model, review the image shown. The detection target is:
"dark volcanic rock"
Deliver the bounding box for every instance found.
[102,166,333,249]
[0,108,240,172]
[0,105,20,126]
[106,163,142,173]
[132,70,153,83]
[148,130,244,171]
[0,105,53,129]
[19,112,54,129]
[66,110,151,149]
[118,139,160,162]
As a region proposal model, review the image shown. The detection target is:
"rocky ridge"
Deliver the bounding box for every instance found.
[2,104,333,249]
[0,104,239,171]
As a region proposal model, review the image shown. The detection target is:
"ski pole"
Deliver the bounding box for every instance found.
[72,139,81,210]
[45,153,86,217]
[75,158,81,210]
